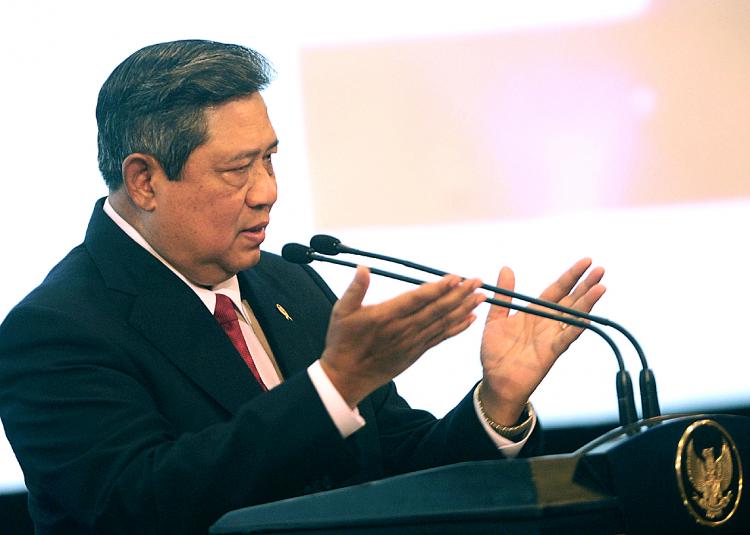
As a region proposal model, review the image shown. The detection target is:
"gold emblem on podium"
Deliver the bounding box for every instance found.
[675,419,743,526]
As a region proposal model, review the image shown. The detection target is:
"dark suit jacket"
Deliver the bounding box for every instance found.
[0,199,538,534]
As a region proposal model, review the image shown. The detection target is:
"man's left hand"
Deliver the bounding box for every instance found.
[478,258,606,426]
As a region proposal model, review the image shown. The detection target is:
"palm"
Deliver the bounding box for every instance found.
[481,302,572,400]
[479,260,606,411]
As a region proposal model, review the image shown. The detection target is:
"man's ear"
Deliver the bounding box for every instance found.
[121,153,166,211]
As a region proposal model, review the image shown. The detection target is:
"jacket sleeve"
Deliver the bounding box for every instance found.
[0,301,360,535]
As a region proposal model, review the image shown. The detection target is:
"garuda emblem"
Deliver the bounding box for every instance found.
[676,419,743,526]
[686,439,733,519]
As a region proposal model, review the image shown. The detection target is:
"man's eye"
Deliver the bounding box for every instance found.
[264,155,275,176]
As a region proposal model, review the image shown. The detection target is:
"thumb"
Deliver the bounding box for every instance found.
[487,266,514,322]
[334,265,371,317]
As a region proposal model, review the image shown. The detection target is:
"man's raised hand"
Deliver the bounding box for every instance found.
[320,266,484,408]
[478,259,607,426]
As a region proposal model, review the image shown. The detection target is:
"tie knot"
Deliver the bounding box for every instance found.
[213,293,237,325]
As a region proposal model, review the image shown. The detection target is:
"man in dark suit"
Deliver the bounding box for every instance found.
[0,40,605,534]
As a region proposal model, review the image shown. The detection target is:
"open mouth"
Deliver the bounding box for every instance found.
[245,223,267,233]
[240,223,269,245]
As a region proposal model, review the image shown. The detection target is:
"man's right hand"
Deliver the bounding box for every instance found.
[319,266,484,408]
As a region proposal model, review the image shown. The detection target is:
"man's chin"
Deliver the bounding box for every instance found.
[233,248,263,271]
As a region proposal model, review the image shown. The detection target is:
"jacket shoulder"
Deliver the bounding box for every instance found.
[251,250,338,304]
[7,244,102,316]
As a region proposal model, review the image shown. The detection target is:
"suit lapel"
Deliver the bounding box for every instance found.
[85,199,264,415]
[239,267,320,379]
[128,274,266,414]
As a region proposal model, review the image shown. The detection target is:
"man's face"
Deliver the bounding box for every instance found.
[145,92,278,286]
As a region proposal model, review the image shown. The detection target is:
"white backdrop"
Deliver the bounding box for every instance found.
[1,0,749,492]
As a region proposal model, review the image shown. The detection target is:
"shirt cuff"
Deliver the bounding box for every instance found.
[472,385,536,458]
[308,360,366,438]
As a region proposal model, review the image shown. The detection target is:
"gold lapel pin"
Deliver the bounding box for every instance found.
[276,303,293,321]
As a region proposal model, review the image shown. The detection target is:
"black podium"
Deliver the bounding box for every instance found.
[211,414,750,534]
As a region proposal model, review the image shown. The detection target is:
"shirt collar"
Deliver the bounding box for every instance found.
[103,197,250,322]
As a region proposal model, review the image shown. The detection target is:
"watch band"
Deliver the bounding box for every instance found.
[477,382,535,439]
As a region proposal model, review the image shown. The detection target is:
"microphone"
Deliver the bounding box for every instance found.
[310,234,660,420]
[282,243,639,428]
[282,243,425,286]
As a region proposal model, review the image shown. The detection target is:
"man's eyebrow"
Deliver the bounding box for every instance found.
[224,139,279,163]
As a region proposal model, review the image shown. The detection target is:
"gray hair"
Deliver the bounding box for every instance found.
[96,39,274,190]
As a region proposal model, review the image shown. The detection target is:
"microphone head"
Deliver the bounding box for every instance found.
[281,243,314,264]
[310,234,342,255]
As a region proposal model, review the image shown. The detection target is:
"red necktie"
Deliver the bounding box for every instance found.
[214,293,268,391]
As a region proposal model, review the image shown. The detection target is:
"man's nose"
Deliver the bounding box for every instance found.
[246,169,277,209]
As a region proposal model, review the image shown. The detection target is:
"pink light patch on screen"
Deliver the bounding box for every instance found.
[301,0,750,227]
[478,63,647,216]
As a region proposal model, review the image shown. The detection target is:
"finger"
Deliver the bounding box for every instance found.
[560,266,605,308]
[333,265,370,317]
[442,312,478,339]
[409,288,484,344]
[402,277,483,326]
[573,283,607,315]
[381,305,479,375]
[555,284,608,348]
[419,312,478,354]
[538,258,593,303]
[380,275,462,321]
[384,277,481,350]
[380,274,474,323]
[486,266,514,323]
